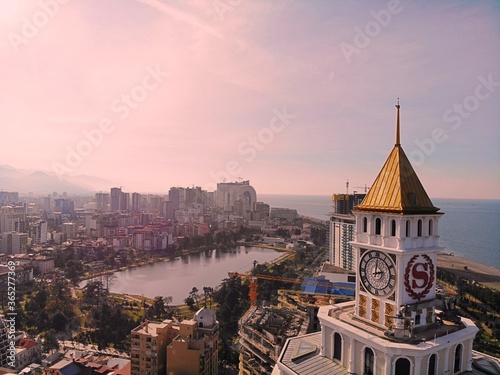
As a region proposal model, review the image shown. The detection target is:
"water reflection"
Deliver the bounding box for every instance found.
[83,246,280,305]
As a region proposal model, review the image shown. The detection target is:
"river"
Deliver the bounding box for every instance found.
[85,246,281,305]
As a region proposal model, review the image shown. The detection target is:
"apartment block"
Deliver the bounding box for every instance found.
[131,307,219,375]
[167,308,219,375]
[131,319,173,375]
[0,231,29,254]
[0,205,27,233]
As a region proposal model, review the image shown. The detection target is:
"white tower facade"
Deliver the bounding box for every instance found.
[275,104,479,375]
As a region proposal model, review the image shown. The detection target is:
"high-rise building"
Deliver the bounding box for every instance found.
[61,222,77,241]
[110,187,122,211]
[162,201,175,221]
[234,197,251,219]
[168,187,186,210]
[131,319,172,375]
[131,193,142,212]
[31,220,48,244]
[0,232,29,254]
[54,198,75,215]
[215,180,256,212]
[131,307,219,375]
[275,104,479,375]
[185,186,203,206]
[43,195,52,212]
[95,192,110,211]
[0,192,19,206]
[328,194,365,271]
[0,316,11,368]
[166,307,219,375]
[148,195,164,211]
[253,202,270,221]
[331,193,365,215]
[0,206,27,233]
[329,214,356,271]
[120,192,130,211]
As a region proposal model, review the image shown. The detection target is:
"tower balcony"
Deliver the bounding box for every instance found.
[356,233,441,250]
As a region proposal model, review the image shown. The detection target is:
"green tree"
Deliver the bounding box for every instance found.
[82,280,107,308]
[203,287,214,308]
[189,287,200,308]
[64,259,83,282]
[146,296,168,320]
[40,330,59,353]
[52,311,68,331]
[45,278,75,319]
[184,296,195,309]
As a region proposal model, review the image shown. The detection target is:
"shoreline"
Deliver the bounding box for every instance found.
[79,243,285,286]
[437,252,500,290]
[79,246,500,292]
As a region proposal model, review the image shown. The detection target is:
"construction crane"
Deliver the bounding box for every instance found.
[227,272,329,306]
[352,184,370,194]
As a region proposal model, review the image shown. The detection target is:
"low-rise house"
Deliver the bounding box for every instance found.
[14,338,41,371]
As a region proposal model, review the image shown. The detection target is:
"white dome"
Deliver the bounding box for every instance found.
[194,307,217,328]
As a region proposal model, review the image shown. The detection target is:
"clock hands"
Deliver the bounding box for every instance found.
[360,251,395,296]
[372,259,383,278]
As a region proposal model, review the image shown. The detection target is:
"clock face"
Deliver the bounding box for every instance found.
[359,250,396,296]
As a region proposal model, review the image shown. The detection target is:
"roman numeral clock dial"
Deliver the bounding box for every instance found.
[359,250,396,296]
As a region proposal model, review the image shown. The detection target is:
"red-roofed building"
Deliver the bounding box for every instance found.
[15,338,41,370]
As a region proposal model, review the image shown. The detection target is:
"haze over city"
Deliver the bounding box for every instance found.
[0,0,498,198]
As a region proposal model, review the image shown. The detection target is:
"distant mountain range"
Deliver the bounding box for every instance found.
[0,165,112,195]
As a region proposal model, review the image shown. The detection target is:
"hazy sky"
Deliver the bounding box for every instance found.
[0,0,499,198]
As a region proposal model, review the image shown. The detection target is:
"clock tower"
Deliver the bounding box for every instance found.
[351,102,443,335]
[276,103,480,374]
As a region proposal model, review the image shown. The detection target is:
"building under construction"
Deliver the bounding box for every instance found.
[237,290,345,375]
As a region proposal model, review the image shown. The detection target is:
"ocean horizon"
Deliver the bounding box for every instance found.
[259,194,500,269]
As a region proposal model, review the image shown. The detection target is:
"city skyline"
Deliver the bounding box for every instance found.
[0,1,499,199]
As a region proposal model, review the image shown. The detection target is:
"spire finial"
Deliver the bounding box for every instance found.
[395,98,400,146]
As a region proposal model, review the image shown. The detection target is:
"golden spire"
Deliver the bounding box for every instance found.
[355,102,440,214]
[395,98,400,146]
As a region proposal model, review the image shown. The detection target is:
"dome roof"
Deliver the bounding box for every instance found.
[194,307,217,328]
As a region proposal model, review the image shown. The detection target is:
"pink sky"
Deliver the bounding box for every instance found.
[0,0,499,198]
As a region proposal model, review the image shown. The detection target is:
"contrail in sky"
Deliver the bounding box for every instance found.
[133,0,224,40]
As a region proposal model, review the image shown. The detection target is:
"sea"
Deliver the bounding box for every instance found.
[259,194,500,269]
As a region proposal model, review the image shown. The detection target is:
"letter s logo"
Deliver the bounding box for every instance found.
[411,263,429,289]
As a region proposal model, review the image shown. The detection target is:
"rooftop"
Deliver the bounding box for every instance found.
[355,104,440,214]
[131,319,172,336]
[324,301,474,346]
[275,332,349,375]
[276,331,500,375]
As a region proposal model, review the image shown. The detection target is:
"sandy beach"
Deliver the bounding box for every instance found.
[437,252,500,290]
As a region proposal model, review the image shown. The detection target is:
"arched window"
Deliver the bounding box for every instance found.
[333,332,342,361]
[428,354,437,375]
[364,348,374,375]
[363,217,368,233]
[417,219,423,237]
[375,218,381,235]
[405,220,411,237]
[395,358,411,375]
[454,344,462,373]
[391,220,396,237]
[428,219,433,236]
[414,314,421,325]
